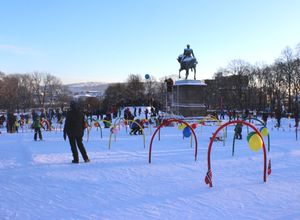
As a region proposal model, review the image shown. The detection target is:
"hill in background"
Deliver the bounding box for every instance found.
[65,82,110,95]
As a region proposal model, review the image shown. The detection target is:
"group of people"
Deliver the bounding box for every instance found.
[2,100,299,164]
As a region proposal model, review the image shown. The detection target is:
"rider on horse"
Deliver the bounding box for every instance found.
[182,44,195,62]
[178,44,198,80]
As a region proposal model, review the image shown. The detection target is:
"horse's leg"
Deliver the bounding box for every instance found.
[185,69,189,80]
[179,69,181,78]
[194,67,196,80]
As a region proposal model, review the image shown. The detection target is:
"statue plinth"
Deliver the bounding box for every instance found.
[172,80,207,117]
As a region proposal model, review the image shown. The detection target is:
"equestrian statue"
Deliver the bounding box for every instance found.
[177,44,198,80]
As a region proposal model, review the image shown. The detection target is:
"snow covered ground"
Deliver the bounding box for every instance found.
[0,117,300,220]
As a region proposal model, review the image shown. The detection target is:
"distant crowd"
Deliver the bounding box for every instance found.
[1,105,299,136]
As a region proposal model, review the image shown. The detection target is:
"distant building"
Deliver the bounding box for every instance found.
[204,74,249,110]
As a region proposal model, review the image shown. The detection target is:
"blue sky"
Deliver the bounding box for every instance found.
[0,0,300,84]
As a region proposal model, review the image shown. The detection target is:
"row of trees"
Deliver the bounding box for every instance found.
[0,71,167,115]
[99,74,166,114]
[206,44,300,113]
[1,43,299,115]
[0,72,69,112]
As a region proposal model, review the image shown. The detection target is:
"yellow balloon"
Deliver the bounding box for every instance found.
[260,127,268,137]
[248,133,262,152]
[178,124,186,130]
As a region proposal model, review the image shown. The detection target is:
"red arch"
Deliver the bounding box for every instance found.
[148,118,198,163]
[206,120,267,187]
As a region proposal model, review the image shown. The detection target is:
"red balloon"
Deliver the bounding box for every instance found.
[192,123,197,129]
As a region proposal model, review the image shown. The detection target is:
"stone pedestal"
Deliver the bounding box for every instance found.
[171,80,207,117]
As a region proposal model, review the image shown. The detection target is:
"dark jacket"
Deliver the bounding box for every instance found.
[64,109,85,137]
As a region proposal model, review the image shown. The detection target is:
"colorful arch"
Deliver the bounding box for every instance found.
[241,116,270,152]
[109,119,146,149]
[101,119,112,128]
[91,119,103,139]
[205,120,268,187]
[114,117,152,134]
[113,117,127,132]
[200,115,222,124]
[148,118,198,164]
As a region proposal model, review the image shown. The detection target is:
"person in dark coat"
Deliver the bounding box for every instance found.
[6,112,15,133]
[63,101,90,163]
[275,107,282,128]
[234,123,243,139]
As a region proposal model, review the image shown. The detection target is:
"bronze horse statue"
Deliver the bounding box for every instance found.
[177,54,198,80]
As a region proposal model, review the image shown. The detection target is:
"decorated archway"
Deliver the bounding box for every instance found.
[109,119,146,149]
[114,117,153,135]
[113,117,128,133]
[148,118,198,163]
[244,117,270,152]
[232,117,271,155]
[205,120,269,187]
[93,120,103,139]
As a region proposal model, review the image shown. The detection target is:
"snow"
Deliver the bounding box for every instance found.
[0,117,300,219]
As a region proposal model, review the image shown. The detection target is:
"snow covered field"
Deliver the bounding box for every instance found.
[0,118,300,220]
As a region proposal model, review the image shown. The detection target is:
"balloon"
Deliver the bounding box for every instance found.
[183,126,191,137]
[191,123,197,129]
[178,124,186,130]
[145,74,150,79]
[247,131,255,142]
[110,127,118,134]
[260,127,268,137]
[247,132,262,152]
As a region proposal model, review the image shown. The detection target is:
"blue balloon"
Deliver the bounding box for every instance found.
[145,74,150,79]
[183,126,191,137]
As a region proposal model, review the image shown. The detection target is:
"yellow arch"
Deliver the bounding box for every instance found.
[114,117,152,134]
[113,117,128,133]
[109,119,145,149]
[199,116,226,144]
[199,116,222,125]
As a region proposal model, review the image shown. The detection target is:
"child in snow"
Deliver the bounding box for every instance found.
[32,116,43,141]
[130,119,143,135]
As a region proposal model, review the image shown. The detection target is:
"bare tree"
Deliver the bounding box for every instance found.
[17,74,35,111]
[31,72,63,108]
[45,74,63,107]
[227,59,251,76]
[103,83,127,112]
[31,72,43,107]
[276,46,299,112]
[1,75,19,111]
[125,74,145,105]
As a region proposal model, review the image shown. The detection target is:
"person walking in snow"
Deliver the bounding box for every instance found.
[63,101,90,164]
[275,107,282,128]
[33,115,43,141]
[234,123,243,139]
